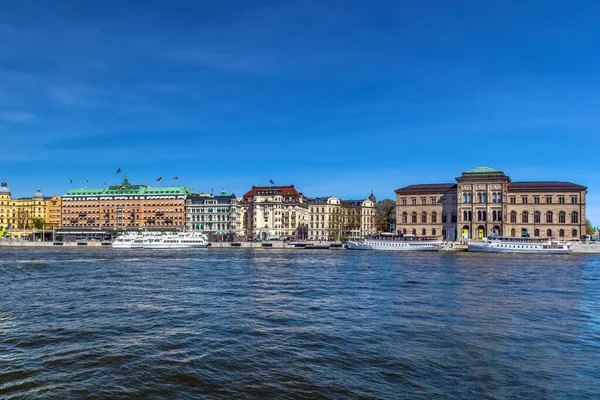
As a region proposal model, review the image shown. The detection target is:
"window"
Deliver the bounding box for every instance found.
[534,229,540,237]
[468,211,472,222]
[463,193,467,203]
[546,196,552,204]
[451,212,457,223]
[511,228,516,237]
[441,213,447,223]
[571,211,579,224]
[559,211,566,223]
[510,197,516,204]
[421,228,426,236]
[534,211,541,224]
[572,229,578,238]
[522,211,528,223]
[452,197,456,204]
[421,198,426,205]
[421,212,427,223]
[412,228,417,235]
[402,212,408,224]
[411,198,417,205]
[571,196,578,204]
[559,196,565,204]
[559,229,565,237]
[401,198,407,206]
[468,193,473,203]
[493,210,497,221]
[477,193,482,203]
[432,228,437,236]
[431,197,436,205]
[431,212,437,223]
[521,196,528,204]
[441,197,446,205]
[463,211,468,221]
[546,211,553,223]
[411,212,417,223]
[534,196,540,204]
[547,229,552,237]
[492,192,497,203]
[510,211,517,223]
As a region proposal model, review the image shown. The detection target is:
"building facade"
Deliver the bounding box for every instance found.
[395,167,587,240]
[0,181,52,239]
[242,185,309,240]
[308,194,377,240]
[185,190,242,240]
[60,176,192,234]
[46,195,62,230]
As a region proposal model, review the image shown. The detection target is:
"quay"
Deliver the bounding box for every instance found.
[2,240,600,253]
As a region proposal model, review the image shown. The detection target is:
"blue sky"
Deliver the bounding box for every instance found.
[1,0,599,223]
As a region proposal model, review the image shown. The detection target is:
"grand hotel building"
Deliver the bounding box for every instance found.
[395,167,587,241]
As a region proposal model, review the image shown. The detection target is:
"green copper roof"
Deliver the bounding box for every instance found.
[463,166,503,174]
[64,186,194,197]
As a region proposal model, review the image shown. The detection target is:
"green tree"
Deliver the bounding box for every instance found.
[376,199,396,233]
[585,219,595,235]
[33,218,45,229]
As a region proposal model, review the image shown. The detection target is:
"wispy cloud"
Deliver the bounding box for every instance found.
[0,111,36,123]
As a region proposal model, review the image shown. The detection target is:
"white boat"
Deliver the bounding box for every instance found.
[111,232,139,248]
[468,236,572,254]
[147,231,209,249]
[348,238,445,251]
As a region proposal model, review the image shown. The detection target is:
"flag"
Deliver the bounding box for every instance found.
[116,168,122,174]
[270,179,274,185]
[69,179,72,184]
[85,180,89,186]
[104,180,106,186]
[173,177,179,181]
[157,177,162,182]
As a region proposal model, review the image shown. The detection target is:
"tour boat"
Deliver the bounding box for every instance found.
[467,236,572,254]
[111,232,139,248]
[112,231,209,249]
[348,238,445,251]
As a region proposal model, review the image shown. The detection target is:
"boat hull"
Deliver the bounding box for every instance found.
[468,243,572,254]
[348,240,444,251]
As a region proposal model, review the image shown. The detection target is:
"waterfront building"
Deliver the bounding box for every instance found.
[241,185,309,240]
[60,175,193,236]
[308,193,377,240]
[46,196,62,230]
[395,167,587,240]
[185,190,242,240]
[0,181,51,239]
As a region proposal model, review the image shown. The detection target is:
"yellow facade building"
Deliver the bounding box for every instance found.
[0,181,59,239]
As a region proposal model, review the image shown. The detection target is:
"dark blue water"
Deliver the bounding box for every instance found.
[1,248,599,399]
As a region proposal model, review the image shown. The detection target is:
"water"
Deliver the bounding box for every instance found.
[1,248,599,399]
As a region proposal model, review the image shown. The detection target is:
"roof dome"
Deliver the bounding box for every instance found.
[463,166,503,174]
[33,188,44,198]
[0,181,10,194]
[368,191,376,202]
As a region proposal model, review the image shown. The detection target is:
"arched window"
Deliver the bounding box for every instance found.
[498,193,502,203]
[482,211,487,221]
[510,228,516,237]
[463,211,468,221]
[412,228,416,235]
[571,211,579,224]
[477,193,482,203]
[547,229,552,237]
[411,212,417,223]
[483,193,487,203]
[559,211,566,223]
[534,229,540,237]
[402,228,407,234]
[498,211,502,221]
[468,211,472,222]
[463,193,467,203]
[432,228,437,236]
[493,210,497,221]
[477,211,482,221]
[402,212,408,224]
[492,192,497,203]
[546,211,553,223]
[534,211,541,224]
[572,229,578,237]
[559,229,565,237]
[522,211,528,223]
[510,211,517,223]
[421,212,427,223]
[468,193,473,203]
[422,228,426,236]
[431,212,437,223]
